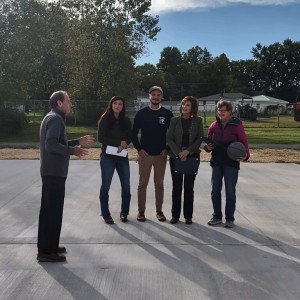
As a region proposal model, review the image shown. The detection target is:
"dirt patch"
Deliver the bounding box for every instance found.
[0,148,299,163]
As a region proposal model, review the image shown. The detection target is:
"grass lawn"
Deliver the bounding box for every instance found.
[245,127,300,144]
[0,114,299,145]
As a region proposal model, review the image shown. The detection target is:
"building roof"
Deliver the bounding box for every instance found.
[198,93,289,105]
[198,92,252,101]
[251,95,289,104]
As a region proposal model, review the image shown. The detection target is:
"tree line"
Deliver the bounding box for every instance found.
[0,0,159,103]
[1,0,300,112]
[138,40,300,104]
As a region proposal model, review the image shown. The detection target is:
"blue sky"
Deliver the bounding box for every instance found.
[135,0,300,66]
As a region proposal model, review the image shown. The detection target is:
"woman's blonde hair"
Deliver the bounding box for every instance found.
[217,99,233,112]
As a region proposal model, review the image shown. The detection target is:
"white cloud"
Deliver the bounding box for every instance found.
[150,0,300,14]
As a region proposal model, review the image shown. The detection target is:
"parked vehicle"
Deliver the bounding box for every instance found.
[293,102,300,121]
[238,97,257,121]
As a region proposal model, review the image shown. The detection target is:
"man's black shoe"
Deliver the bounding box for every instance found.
[185,218,193,225]
[37,252,66,262]
[120,213,128,222]
[170,217,179,224]
[57,246,67,254]
[103,216,114,224]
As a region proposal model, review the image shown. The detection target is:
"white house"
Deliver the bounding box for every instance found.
[134,92,174,111]
[198,93,252,112]
[198,93,289,113]
[134,92,290,114]
[236,95,289,113]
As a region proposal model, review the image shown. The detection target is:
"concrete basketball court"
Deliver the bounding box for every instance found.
[0,160,300,300]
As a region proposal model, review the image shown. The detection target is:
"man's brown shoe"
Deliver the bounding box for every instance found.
[137,212,146,222]
[37,252,66,262]
[156,211,166,222]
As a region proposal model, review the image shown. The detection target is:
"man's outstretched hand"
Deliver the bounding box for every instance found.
[74,146,89,158]
[79,135,95,146]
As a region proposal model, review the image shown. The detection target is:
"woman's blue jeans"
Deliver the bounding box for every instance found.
[99,153,131,218]
[211,165,239,221]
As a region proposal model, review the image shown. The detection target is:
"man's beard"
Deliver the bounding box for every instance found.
[150,99,161,106]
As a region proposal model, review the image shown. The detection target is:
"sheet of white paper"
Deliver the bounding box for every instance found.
[106,145,128,157]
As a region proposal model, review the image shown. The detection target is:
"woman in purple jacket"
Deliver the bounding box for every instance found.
[204,99,250,228]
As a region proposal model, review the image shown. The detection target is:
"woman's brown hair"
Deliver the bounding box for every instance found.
[180,96,198,117]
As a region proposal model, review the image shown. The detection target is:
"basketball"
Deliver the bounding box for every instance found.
[227,142,246,161]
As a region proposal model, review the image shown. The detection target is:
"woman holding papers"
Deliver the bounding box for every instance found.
[97,96,132,224]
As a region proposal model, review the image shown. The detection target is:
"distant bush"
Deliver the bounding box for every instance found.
[0,107,29,136]
[67,101,105,126]
[264,105,286,116]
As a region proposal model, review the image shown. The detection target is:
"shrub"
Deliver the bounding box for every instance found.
[0,107,29,136]
[68,101,105,126]
[264,105,286,116]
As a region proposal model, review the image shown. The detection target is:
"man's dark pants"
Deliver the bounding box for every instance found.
[38,176,66,253]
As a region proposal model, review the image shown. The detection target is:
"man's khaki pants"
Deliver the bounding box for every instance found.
[137,155,167,213]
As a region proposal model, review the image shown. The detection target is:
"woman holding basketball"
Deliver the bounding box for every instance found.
[204,99,250,228]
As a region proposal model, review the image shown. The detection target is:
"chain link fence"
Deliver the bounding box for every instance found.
[1,99,299,128]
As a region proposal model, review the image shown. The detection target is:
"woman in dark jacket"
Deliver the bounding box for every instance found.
[98,96,132,224]
[167,96,204,224]
[205,99,250,228]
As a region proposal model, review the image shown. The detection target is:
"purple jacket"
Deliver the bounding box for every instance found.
[205,116,250,168]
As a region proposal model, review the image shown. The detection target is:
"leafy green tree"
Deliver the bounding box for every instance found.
[179,46,212,98]
[158,47,183,74]
[0,0,71,100]
[60,0,160,102]
[0,0,160,126]
[157,47,184,101]
[251,39,300,101]
[207,53,232,95]
[230,59,259,95]
[135,63,166,94]
[183,46,212,65]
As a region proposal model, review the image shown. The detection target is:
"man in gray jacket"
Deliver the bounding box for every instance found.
[37,91,94,262]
